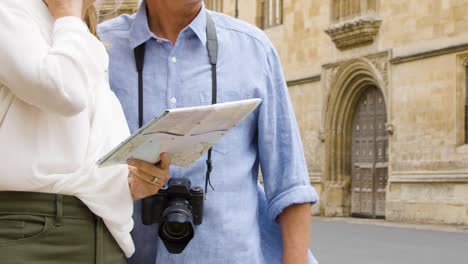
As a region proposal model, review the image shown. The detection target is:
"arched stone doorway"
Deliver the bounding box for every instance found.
[321,57,390,217]
[351,87,388,218]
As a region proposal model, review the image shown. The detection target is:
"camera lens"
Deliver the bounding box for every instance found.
[161,221,191,241]
[158,199,195,254]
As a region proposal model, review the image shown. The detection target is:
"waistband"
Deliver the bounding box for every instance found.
[0,191,94,220]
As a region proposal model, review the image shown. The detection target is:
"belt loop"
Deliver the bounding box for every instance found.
[55,194,63,226]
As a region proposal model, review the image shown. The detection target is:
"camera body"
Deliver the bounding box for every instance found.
[142,177,204,227]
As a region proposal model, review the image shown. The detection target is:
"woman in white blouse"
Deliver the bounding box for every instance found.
[0,0,169,263]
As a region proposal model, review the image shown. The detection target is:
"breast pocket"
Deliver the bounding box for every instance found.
[199,91,245,155]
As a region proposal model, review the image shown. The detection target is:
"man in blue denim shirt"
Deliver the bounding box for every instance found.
[98,1,318,263]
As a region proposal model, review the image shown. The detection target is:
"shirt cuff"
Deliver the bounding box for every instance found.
[267,184,319,221]
[54,16,89,34]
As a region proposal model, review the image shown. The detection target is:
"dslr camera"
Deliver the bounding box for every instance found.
[141,178,204,254]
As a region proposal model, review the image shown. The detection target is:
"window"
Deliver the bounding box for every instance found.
[332,0,376,22]
[205,0,223,12]
[456,54,468,148]
[465,65,468,144]
[259,0,283,29]
[326,0,380,49]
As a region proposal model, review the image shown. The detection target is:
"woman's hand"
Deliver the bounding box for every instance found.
[127,153,171,200]
[43,0,83,19]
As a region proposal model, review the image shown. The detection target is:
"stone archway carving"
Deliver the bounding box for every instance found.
[321,54,389,216]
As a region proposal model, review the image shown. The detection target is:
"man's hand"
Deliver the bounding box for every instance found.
[43,0,83,19]
[127,153,171,200]
[278,203,312,264]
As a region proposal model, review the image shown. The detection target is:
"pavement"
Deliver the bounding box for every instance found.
[309,217,468,264]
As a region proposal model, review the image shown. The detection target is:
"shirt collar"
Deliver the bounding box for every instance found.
[188,3,207,45]
[129,1,153,49]
[129,1,208,49]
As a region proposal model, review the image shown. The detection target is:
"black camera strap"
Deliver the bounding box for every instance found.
[133,12,218,194]
[134,42,146,128]
[204,13,218,193]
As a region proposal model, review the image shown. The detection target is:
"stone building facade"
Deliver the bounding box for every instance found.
[217,0,468,225]
[111,0,468,225]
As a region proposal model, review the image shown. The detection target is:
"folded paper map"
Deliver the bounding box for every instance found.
[97,98,262,167]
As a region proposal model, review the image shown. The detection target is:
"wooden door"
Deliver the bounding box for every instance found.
[351,87,388,218]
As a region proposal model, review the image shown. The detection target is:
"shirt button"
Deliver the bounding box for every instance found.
[170,97,177,104]
[171,56,177,63]
[156,39,163,43]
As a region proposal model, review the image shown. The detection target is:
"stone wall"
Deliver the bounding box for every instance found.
[225,0,468,81]
[387,51,468,224]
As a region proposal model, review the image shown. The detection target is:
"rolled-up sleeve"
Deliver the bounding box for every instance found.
[0,5,108,116]
[257,45,319,222]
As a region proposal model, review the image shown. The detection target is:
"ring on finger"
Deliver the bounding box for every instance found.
[151,176,159,185]
[131,169,159,186]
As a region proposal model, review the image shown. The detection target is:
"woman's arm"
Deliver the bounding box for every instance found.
[0,2,107,116]
[43,0,82,19]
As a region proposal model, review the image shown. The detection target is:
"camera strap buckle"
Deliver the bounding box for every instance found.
[204,149,215,195]
[206,159,213,173]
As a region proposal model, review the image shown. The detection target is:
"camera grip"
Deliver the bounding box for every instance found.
[189,193,204,225]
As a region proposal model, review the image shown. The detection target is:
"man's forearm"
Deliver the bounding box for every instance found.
[278,203,311,264]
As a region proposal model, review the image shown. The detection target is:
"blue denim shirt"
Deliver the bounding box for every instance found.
[98,2,318,264]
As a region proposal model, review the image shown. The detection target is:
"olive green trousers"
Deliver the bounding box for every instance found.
[0,192,126,264]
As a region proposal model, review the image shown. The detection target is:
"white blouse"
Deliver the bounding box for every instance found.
[0,0,134,257]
